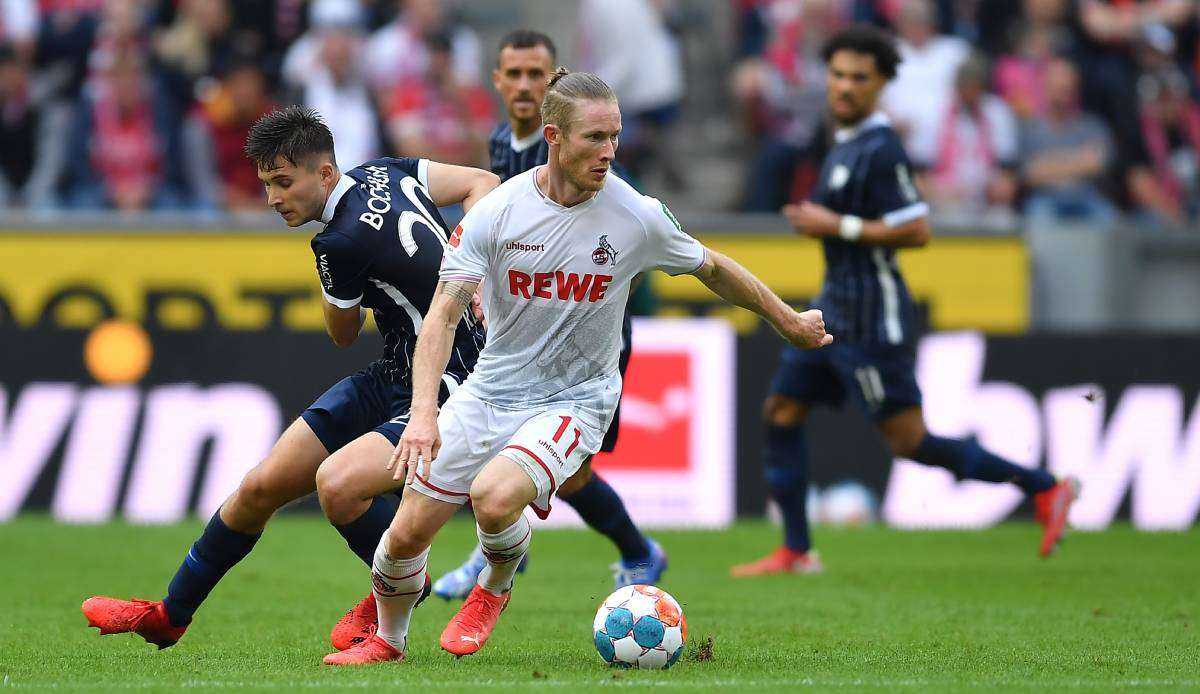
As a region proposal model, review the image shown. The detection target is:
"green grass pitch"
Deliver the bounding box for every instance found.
[1,516,1196,692]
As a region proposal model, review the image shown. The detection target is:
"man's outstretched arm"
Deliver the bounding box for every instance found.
[691,248,832,349]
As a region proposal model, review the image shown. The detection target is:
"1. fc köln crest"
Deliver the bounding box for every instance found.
[592,235,619,266]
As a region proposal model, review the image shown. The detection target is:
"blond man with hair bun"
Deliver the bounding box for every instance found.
[325,70,831,667]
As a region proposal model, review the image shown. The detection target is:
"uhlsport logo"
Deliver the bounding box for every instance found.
[592,235,619,266]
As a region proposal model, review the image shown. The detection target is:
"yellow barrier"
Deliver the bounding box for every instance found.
[1,233,326,330]
[653,235,1028,334]
[0,231,1028,333]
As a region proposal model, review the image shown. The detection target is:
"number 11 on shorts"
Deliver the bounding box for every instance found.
[552,415,583,458]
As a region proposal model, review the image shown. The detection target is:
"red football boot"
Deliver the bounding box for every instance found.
[730,547,824,577]
[330,593,378,652]
[330,574,431,651]
[1035,476,1081,558]
[439,585,510,657]
[81,597,187,649]
[323,634,404,665]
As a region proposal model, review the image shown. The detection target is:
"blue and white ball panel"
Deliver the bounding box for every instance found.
[593,585,686,670]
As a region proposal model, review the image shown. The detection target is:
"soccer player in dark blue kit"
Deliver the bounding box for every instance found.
[431,30,668,599]
[82,106,500,649]
[732,26,1080,577]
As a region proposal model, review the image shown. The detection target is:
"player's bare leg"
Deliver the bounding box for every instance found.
[878,407,1078,557]
[83,419,328,647]
[732,396,824,577]
[433,461,604,602]
[324,491,459,665]
[439,455,535,657]
[318,432,406,526]
[434,457,664,599]
[316,432,418,650]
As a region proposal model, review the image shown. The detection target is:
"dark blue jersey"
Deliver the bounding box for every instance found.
[810,113,929,345]
[312,156,485,385]
[488,122,548,182]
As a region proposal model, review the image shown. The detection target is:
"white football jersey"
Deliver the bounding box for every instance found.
[440,168,705,430]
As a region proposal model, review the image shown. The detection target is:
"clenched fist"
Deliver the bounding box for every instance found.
[778,308,833,349]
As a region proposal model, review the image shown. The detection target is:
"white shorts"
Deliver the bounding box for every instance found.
[409,388,603,519]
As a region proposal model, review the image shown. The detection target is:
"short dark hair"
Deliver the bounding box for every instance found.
[496,29,557,63]
[244,106,336,171]
[821,25,902,80]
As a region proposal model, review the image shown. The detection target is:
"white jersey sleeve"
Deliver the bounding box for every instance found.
[639,196,707,276]
[439,192,500,283]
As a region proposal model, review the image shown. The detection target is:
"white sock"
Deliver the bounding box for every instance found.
[476,516,531,596]
[371,540,429,652]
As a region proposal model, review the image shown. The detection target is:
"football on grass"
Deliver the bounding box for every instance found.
[592,584,686,669]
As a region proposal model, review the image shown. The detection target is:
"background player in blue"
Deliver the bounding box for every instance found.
[731,26,1081,577]
[82,106,500,650]
[431,30,667,600]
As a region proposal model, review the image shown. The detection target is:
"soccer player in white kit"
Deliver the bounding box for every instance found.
[323,69,832,666]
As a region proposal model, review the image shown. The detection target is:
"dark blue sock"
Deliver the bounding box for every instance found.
[334,496,396,566]
[911,433,1056,495]
[163,512,261,627]
[561,473,651,562]
[765,424,811,552]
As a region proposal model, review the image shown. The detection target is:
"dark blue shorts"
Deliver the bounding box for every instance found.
[769,341,922,421]
[301,360,455,454]
[304,315,630,458]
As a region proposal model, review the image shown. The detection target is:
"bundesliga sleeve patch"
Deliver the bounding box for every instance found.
[660,202,683,232]
[449,225,463,248]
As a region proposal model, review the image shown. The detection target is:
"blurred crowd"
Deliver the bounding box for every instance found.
[5,0,1200,229]
[0,0,500,213]
[0,0,688,214]
[735,0,1200,229]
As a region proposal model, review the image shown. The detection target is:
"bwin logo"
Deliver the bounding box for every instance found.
[882,332,1200,531]
[0,382,281,523]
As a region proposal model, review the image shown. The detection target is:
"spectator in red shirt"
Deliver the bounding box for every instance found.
[385,30,492,167]
[65,49,184,210]
[185,55,276,211]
